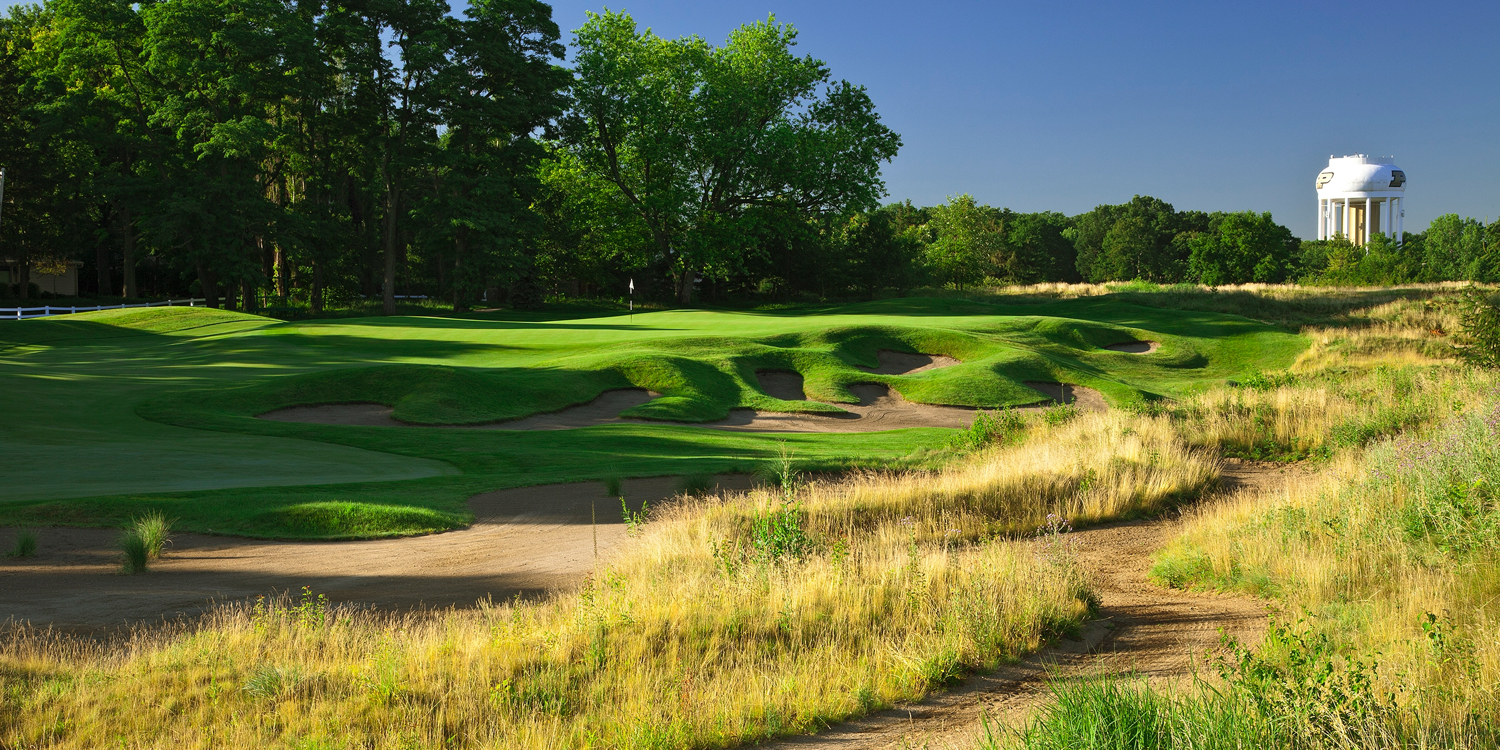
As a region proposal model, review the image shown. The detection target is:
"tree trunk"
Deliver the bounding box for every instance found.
[196,262,220,309]
[112,201,137,298]
[15,260,29,300]
[275,245,289,298]
[96,242,112,298]
[311,259,324,314]
[381,154,398,316]
[452,230,468,312]
[242,278,256,313]
[225,281,238,311]
[677,265,696,305]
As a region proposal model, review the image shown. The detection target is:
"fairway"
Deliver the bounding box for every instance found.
[0,296,1304,538]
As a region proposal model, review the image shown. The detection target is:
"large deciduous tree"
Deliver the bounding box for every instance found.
[562,10,900,303]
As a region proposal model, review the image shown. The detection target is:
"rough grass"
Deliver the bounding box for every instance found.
[0,407,1214,749]
[6,529,36,558]
[1151,396,1500,735]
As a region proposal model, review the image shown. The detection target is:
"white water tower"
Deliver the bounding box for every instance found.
[1316,154,1405,246]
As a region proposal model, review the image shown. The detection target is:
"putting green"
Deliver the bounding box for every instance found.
[0,297,1305,538]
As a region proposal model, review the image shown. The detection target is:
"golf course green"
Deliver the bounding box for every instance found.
[0,296,1304,538]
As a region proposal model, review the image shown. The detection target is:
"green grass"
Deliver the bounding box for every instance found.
[0,296,1304,538]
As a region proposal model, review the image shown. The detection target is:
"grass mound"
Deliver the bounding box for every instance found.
[262,502,464,538]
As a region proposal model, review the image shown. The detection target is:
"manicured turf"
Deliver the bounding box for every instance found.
[0,296,1305,538]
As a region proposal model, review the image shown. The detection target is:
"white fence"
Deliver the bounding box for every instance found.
[0,298,207,320]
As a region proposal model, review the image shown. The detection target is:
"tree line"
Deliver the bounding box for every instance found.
[2,3,1495,310]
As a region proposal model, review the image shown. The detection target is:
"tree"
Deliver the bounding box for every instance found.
[1071,196,1206,282]
[1186,211,1297,285]
[840,207,920,298]
[1420,214,1496,282]
[925,195,1003,288]
[562,11,901,303]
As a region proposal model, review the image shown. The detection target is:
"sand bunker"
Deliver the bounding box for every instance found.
[259,370,1106,435]
[855,349,961,375]
[1022,381,1108,413]
[708,383,979,432]
[756,370,807,401]
[0,475,757,628]
[258,388,660,431]
[1104,340,1160,354]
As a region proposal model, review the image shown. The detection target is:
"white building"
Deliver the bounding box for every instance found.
[1316,155,1405,246]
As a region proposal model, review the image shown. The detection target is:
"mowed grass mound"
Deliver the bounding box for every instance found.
[1,296,1303,538]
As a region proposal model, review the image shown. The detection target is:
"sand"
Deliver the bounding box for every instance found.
[0,475,757,629]
[854,350,962,375]
[1104,340,1161,354]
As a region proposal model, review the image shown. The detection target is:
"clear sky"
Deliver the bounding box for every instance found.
[7,0,1495,236]
[539,0,1500,237]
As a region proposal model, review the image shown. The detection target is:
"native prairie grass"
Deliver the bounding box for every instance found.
[0,410,1212,749]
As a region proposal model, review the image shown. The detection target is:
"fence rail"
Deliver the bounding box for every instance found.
[0,298,206,320]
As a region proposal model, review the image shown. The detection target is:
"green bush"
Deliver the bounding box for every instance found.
[7,529,37,558]
[1455,286,1500,370]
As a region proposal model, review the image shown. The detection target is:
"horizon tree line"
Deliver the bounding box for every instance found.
[2,2,1496,310]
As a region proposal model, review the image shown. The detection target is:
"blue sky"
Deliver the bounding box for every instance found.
[541,0,1499,236]
[7,0,1495,236]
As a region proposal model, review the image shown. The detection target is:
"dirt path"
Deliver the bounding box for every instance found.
[0,475,756,630]
[762,461,1296,749]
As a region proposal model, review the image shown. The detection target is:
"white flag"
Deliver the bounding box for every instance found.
[629,279,634,293]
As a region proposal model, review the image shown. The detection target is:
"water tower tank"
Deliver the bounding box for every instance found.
[1315,155,1405,246]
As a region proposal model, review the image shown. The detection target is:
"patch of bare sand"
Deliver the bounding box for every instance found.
[756,370,808,401]
[257,388,660,430]
[708,383,980,432]
[0,475,755,630]
[1105,340,1161,354]
[1022,381,1109,413]
[855,350,961,375]
[760,461,1304,750]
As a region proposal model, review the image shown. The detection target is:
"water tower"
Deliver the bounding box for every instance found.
[1316,155,1405,246]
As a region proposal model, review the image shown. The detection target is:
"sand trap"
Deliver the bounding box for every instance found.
[756,371,807,401]
[258,376,1106,435]
[855,350,961,375]
[258,388,661,431]
[0,475,757,628]
[1104,340,1160,354]
[1022,381,1108,413]
[708,383,980,432]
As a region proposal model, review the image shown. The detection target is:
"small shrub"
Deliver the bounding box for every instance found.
[8,529,37,558]
[621,497,649,535]
[677,472,714,497]
[118,531,150,574]
[1042,403,1078,427]
[132,511,173,559]
[602,476,622,498]
[1455,286,1500,369]
[948,408,1026,453]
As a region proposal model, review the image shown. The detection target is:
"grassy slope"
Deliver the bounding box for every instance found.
[0,297,1303,538]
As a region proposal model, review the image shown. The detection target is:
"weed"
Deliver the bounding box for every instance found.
[118,531,150,574]
[7,529,36,558]
[602,476,622,499]
[677,473,714,497]
[948,408,1026,453]
[243,663,304,700]
[132,511,173,559]
[621,497,649,535]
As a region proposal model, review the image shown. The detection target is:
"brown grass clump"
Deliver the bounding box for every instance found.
[0,410,1213,749]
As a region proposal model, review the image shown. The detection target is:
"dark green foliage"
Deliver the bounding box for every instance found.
[1186,212,1298,285]
[118,529,150,574]
[1071,196,1210,283]
[676,473,715,498]
[947,409,1026,453]
[1455,286,1500,370]
[7,529,37,558]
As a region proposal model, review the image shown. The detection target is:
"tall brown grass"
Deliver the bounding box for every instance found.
[0,411,1213,749]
